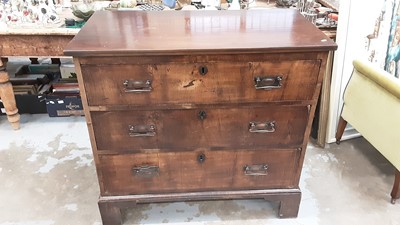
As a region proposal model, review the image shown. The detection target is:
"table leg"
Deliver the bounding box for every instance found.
[51,58,61,65]
[29,58,40,64]
[0,58,20,130]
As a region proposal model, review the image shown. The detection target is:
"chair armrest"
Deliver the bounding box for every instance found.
[353,59,400,100]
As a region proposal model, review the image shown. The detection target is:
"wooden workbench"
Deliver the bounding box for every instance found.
[0,27,78,129]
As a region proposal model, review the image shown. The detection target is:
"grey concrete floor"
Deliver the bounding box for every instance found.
[0,114,399,225]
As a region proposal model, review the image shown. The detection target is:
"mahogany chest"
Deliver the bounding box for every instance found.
[64,9,337,224]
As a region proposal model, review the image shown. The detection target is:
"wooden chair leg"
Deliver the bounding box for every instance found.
[335,116,347,145]
[391,169,400,204]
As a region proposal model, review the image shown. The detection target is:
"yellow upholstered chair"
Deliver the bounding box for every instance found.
[335,59,400,204]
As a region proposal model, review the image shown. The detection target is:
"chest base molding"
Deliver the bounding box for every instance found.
[98,189,301,224]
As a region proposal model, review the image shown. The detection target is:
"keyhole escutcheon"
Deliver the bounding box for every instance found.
[198,110,207,120]
[199,66,208,76]
[197,153,206,163]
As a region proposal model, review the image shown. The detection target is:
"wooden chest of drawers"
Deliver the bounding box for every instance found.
[65,9,336,225]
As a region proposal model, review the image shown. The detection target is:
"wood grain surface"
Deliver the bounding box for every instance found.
[64,9,337,56]
[0,35,74,57]
[69,9,337,223]
[91,106,308,151]
[81,59,320,106]
[98,149,299,196]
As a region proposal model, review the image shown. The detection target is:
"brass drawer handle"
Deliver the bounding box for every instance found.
[254,76,282,90]
[249,121,276,133]
[123,79,152,93]
[129,125,156,137]
[244,164,268,176]
[132,165,159,178]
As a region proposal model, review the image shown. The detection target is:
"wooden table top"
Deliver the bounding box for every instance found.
[64,9,337,57]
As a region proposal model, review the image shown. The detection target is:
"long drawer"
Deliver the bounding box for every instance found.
[81,60,320,106]
[98,149,300,196]
[91,106,309,151]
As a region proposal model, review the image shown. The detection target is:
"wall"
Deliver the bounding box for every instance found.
[326,0,396,143]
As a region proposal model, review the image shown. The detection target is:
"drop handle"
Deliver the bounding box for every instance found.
[244,164,268,176]
[254,76,282,90]
[129,125,156,137]
[249,121,276,133]
[123,79,152,93]
[132,165,159,177]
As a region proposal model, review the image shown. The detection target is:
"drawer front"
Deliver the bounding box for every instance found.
[99,149,299,196]
[81,60,320,106]
[91,106,308,151]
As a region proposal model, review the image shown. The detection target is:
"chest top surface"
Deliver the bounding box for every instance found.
[64,9,337,57]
